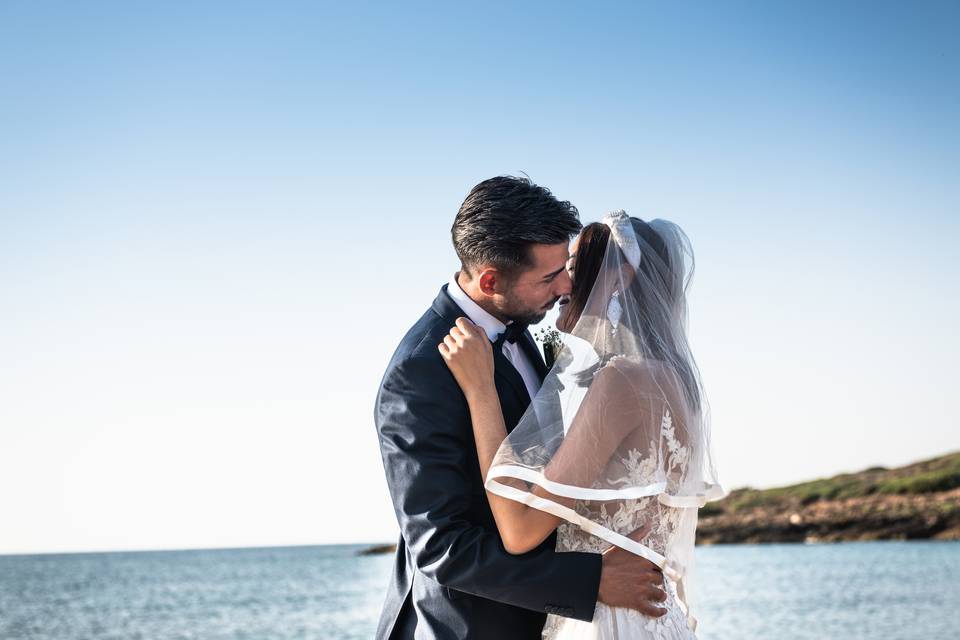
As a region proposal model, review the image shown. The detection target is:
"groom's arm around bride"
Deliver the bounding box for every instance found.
[376,347,599,639]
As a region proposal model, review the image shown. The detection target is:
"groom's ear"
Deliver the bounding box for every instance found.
[477,269,500,296]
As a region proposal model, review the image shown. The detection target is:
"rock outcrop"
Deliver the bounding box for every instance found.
[697,452,960,544]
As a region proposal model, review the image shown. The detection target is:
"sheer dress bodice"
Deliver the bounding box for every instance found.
[541,414,702,639]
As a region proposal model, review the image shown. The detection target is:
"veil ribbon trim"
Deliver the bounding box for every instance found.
[484,475,680,581]
[487,465,725,506]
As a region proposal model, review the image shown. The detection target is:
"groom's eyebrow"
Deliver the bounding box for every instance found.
[542,266,566,281]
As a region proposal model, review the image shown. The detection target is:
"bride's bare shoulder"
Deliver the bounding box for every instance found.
[599,356,680,397]
[602,355,669,379]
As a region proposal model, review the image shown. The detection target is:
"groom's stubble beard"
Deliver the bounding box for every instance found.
[499,289,559,326]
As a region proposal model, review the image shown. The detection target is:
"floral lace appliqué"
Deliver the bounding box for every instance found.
[547,408,697,639]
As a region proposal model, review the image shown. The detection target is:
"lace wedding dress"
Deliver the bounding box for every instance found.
[541,411,700,640]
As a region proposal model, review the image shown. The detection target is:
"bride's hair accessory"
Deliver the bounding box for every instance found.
[601,210,638,336]
[601,209,642,270]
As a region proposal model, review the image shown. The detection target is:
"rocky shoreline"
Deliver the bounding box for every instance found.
[358,543,397,555]
[697,452,960,544]
[697,486,960,544]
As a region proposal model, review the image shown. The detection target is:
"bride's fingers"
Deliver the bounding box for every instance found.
[443,335,458,351]
[451,323,485,349]
[455,317,478,336]
[438,342,451,358]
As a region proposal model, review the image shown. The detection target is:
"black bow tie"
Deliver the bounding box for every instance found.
[495,322,529,346]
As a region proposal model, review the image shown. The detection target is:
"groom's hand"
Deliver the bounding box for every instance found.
[597,526,668,617]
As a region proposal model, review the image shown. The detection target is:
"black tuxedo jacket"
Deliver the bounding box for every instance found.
[374,285,602,640]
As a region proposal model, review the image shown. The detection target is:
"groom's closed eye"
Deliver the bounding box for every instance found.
[542,267,566,282]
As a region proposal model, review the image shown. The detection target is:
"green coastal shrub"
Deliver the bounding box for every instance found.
[712,452,960,513]
[877,469,960,495]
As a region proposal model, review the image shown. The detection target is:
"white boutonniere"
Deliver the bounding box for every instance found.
[534,327,564,369]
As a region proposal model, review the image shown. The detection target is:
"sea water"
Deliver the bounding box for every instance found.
[1,541,957,640]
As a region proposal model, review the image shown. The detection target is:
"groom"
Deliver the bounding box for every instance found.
[374,176,667,639]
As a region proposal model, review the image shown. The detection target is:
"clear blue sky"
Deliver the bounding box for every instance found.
[1,1,958,554]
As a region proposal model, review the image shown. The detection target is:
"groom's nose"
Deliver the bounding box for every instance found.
[554,268,573,296]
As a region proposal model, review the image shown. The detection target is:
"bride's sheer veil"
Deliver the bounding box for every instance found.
[485,210,724,580]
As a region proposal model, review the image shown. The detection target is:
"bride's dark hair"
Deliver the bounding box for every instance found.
[557,219,672,332]
[557,217,701,411]
[557,222,610,333]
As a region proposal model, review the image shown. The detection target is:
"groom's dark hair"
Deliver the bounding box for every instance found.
[452,175,582,278]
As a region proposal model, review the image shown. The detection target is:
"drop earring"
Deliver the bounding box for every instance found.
[607,290,622,336]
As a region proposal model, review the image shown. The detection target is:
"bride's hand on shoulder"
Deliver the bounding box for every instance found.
[438,317,495,399]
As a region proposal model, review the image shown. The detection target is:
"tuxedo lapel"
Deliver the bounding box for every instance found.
[430,284,466,326]
[492,348,531,410]
[431,285,531,410]
[518,331,549,381]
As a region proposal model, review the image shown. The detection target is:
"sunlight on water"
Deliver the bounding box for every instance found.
[691,542,960,640]
[0,545,392,640]
[1,542,957,639]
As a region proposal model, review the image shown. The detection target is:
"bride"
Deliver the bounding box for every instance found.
[439,211,723,639]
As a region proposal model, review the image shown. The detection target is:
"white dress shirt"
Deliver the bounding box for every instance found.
[447,273,542,401]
